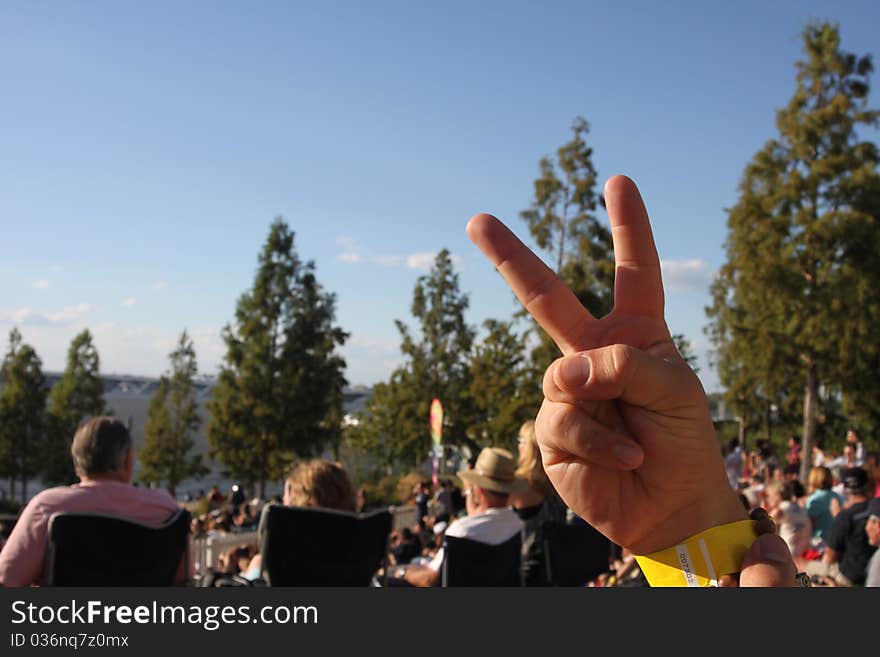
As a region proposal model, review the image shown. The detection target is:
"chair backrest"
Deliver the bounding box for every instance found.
[442,533,522,587]
[46,508,190,586]
[542,520,612,586]
[258,505,391,586]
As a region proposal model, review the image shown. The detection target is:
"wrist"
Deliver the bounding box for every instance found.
[635,517,759,587]
[631,484,748,555]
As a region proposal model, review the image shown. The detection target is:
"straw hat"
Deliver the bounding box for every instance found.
[458,447,528,494]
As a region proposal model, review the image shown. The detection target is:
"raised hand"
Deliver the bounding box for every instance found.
[467,175,746,554]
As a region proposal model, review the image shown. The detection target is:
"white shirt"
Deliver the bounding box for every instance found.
[427,507,523,572]
[777,501,811,558]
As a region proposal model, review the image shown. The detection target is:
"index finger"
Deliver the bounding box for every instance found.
[466,213,597,356]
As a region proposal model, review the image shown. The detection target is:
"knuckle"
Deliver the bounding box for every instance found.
[608,344,635,377]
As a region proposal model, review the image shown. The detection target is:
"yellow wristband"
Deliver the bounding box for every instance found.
[634,519,758,587]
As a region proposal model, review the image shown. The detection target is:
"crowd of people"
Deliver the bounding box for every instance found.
[723,431,880,586]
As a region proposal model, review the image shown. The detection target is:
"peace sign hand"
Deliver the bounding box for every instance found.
[467,176,745,554]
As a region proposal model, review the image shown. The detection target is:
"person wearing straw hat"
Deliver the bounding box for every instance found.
[397,447,526,587]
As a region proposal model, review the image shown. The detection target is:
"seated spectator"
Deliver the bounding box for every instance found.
[243,459,356,580]
[283,459,357,511]
[396,447,526,587]
[509,419,568,586]
[389,527,422,566]
[0,417,186,587]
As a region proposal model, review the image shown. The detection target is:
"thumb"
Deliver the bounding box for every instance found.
[739,533,797,587]
[545,343,697,409]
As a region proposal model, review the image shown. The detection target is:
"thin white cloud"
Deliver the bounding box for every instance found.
[370,255,404,267]
[32,280,50,290]
[335,235,461,272]
[405,251,464,271]
[406,252,437,271]
[660,259,713,293]
[0,304,92,326]
[121,298,137,308]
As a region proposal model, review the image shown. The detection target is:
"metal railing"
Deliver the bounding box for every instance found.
[190,503,437,575]
[192,531,259,575]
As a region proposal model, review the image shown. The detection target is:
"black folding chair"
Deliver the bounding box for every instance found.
[258,505,392,586]
[542,520,612,586]
[46,508,190,586]
[441,533,522,586]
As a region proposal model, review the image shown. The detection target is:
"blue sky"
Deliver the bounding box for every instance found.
[1,1,877,392]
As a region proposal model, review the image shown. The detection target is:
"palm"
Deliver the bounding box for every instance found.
[467,176,735,553]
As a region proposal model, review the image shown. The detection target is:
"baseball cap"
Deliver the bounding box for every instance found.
[842,467,869,493]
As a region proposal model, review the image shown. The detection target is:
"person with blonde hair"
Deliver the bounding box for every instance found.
[283,459,357,511]
[244,459,357,580]
[509,419,568,585]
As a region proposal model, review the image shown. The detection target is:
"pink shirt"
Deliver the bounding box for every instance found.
[0,480,182,587]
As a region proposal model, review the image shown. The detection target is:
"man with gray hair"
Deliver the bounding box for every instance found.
[0,417,183,587]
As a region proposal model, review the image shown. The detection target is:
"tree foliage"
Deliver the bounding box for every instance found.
[672,333,700,375]
[139,330,208,496]
[466,319,537,450]
[706,22,880,468]
[0,329,47,503]
[350,250,475,467]
[207,218,348,497]
[520,117,615,377]
[44,330,106,486]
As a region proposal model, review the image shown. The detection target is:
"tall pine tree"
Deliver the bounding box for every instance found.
[466,319,536,450]
[139,330,208,496]
[44,330,106,485]
[351,250,475,467]
[207,218,348,498]
[707,22,880,475]
[520,117,615,391]
[0,329,47,503]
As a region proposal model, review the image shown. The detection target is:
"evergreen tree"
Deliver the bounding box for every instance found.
[672,333,700,375]
[44,329,105,485]
[466,319,536,450]
[207,218,348,497]
[139,330,208,496]
[351,250,475,467]
[0,329,47,503]
[707,22,880,476]
[520,117,615,381]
